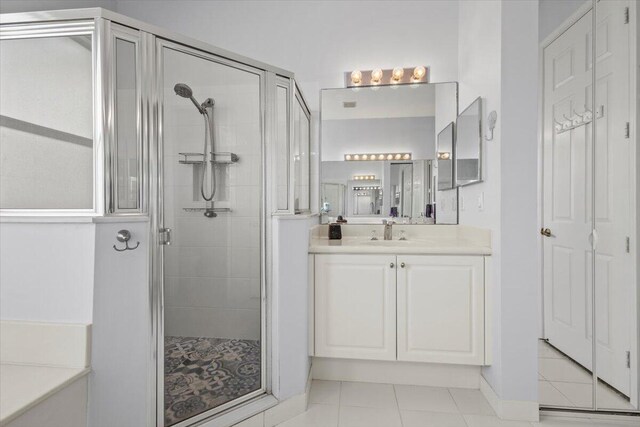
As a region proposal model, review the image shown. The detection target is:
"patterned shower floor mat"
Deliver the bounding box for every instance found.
[164,336,261,426]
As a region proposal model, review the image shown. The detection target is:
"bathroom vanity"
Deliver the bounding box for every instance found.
[308,224,491,366]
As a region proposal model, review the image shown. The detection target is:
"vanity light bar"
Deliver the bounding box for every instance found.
[353,175,376,180]
[344,153,412,161]
[353,186,381,191]
[345,66,429,88]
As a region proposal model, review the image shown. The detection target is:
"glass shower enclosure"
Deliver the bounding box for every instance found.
[158,41,265,426]
[0,8,309,427]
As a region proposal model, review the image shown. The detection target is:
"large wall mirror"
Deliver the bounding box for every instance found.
[320,82,458,224]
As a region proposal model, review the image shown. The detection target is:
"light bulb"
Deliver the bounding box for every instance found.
[362,154,369,160]
[378,154,385,160]
[351,70,362,85]
[395,153,402,160]
[403,153,411,160]
[353,154,360,160]
[345,154,352,161]
[371,68,383,84]
[391,67,404,82]
[387,154,394,160]
[413,66,426,81]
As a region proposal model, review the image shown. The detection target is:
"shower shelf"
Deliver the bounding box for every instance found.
[182,207,231,213]
[178,152,239,165]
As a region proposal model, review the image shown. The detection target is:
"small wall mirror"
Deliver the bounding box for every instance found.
[455,97,482,186]
[320,82,458,224]
[437,122,454,191]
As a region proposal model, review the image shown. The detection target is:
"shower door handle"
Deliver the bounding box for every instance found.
[159,228,172,245]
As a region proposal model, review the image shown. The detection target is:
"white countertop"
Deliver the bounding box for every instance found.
[309,224,492,255]
[0,364,90,425]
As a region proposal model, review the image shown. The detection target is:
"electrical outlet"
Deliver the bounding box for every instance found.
[478,192,484,211]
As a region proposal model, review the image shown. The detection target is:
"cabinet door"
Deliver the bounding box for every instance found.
[397,255,484,365]
[315,254,396,360]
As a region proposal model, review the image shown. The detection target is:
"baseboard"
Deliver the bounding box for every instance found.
[480,376,539,422]
[312,357,481,389]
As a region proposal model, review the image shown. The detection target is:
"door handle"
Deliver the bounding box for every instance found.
[540,228,552,237]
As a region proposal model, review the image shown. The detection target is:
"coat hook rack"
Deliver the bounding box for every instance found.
[113,229,140,252]
[555,105,603,134]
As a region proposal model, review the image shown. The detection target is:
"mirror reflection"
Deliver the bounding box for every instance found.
[320,82,457,224]
[455,97,482,186]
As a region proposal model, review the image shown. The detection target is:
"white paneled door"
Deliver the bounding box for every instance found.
[396,255,484,365]
[591,0,632,399]
[543,1,633,398]
[314,254,397,361]
[543,8,594,378]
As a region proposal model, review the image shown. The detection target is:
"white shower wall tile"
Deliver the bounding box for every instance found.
[164,306,260,340]
[163,70,261,342]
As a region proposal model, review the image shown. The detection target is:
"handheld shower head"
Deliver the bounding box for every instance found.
[174,83,205,114]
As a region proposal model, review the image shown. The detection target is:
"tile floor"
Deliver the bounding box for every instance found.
[538,340,635,411]
[273,380,639,427]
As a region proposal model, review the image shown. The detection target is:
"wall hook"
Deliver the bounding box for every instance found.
[485,110,497,141]
[113,229,140,252]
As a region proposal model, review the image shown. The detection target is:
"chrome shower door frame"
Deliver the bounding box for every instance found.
[152,38,270,427]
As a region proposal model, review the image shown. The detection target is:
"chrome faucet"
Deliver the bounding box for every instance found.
[383,219,393,240]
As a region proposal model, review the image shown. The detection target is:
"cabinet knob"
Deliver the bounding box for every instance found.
[390,262,395,268]
[540,228,552,237]
[400,262,406,268]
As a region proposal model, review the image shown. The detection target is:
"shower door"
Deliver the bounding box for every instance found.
[157,40,265,426]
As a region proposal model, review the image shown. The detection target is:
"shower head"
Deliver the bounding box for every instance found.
[174,83,206,114]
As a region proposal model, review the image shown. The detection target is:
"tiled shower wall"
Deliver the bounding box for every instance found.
[162,49,262,340]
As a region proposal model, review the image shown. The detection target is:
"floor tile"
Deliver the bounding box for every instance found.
[463,414,533,427]
[538,358,592,384]
[338,405,402,427]
[235,413,264,427]
[394,384,458,413]
[277,404,339,427]
[309,380,341,405]
[401,409,467,427]
[339,381,397,409]
[549,382,593,408]
[594,384,635,411]
[533,415,592,426]
[449,387,495,415]
[538,381,573,407]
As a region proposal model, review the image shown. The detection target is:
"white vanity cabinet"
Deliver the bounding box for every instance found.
[312,253,489,366]
[396,255,485,365]
[314,254,397,360]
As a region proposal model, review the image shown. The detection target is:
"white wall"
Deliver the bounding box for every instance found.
[272,216,317,400]
[89,220,151,427]
[115,0,459,111]
[0,222,95,323]
[457,0,539,405]
[538,0,587,41]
